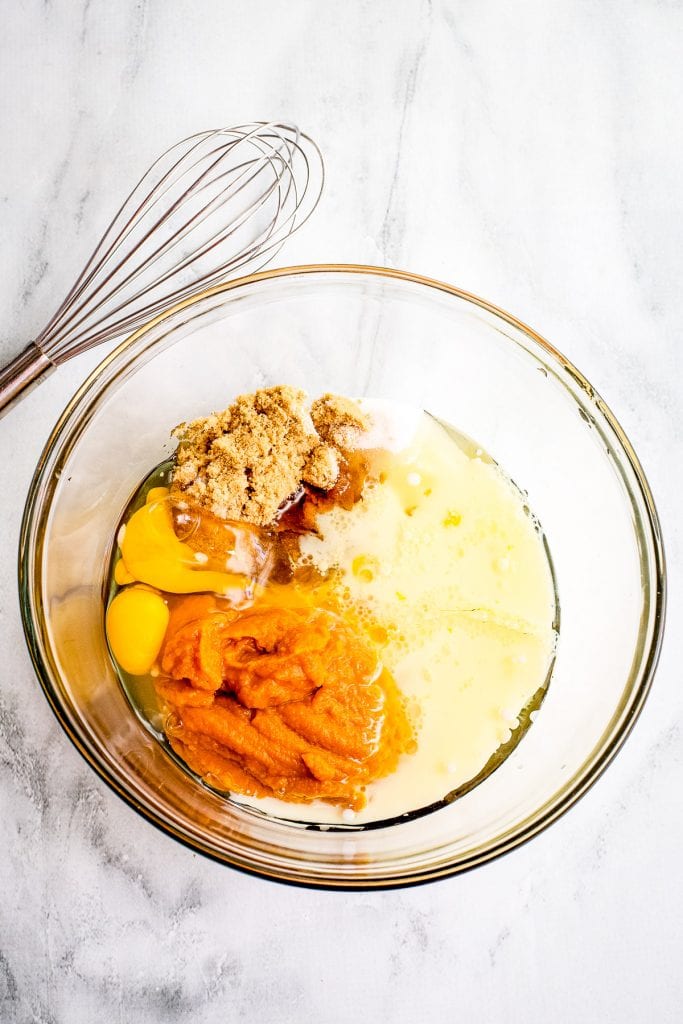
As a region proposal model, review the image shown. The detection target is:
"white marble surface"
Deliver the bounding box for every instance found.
[1,1,682,1021]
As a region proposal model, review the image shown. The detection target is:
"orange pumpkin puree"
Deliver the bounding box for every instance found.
[156,598,414,810]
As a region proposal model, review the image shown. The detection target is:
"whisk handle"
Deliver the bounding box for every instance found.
[0,343,54,419]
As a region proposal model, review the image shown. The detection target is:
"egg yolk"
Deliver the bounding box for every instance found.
[106,586,170,675]
[119,488,251,597]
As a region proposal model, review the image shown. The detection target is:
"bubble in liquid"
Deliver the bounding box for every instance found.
[173,504,201,542]
[165,711,183,736]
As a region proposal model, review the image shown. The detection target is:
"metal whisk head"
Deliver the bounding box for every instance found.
[0,122,323,414]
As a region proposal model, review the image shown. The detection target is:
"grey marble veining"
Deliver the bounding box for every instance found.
[1,2,682,1022]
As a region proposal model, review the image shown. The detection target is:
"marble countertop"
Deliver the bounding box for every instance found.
[1,2,681,1021]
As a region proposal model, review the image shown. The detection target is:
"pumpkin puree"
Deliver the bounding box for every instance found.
[156,597,414,810]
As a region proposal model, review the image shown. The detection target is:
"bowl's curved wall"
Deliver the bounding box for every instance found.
[20,266,664,887]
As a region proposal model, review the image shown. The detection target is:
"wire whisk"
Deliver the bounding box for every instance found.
[0,122,324,416]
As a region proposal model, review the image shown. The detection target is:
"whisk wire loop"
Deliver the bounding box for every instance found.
[31,122,323,363]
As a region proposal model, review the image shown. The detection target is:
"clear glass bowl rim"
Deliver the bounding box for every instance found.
[18,263,667,889]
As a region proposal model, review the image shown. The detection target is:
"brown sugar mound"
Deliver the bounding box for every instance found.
[170,386,369,527]
[311,393,370,448]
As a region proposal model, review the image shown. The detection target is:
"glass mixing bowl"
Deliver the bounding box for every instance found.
[19,265,665,888]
